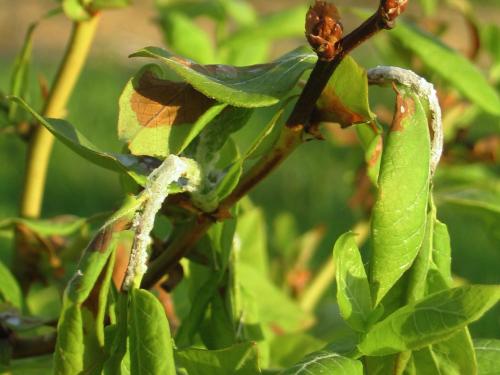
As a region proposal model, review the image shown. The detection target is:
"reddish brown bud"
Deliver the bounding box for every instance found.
[381,0,408,24]
[305,1,343,61]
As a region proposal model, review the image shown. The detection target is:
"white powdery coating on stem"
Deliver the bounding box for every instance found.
[123,155,190,290]
[367,66,443,175]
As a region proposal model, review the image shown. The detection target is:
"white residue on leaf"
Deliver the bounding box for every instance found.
[122,155,200,290]
[367,66,443,175]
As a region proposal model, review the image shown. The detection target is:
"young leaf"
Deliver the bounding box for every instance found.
[370,88,431,304]
[0,261,23,310]
[333,232,372,332]
[280,350,363,375]
[316,56,374,128]
[175,342,260,375]
[130,46,316,108]
[358,285,500,356]
[10,97,150,184]
[129,288,176,375]
[158,12,215,64]
[474,339,500,374]
[390,22,500,116]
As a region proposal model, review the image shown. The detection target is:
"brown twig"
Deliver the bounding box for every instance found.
[141,0,408,289]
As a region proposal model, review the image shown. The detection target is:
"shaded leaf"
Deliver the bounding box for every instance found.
[333,232,372,332]
[358,285,500,356]
[175,342,260,375]
[370,88,431,304]
[390,22,500,116]
[130,46,316,108]
[280,350,363,375]
[129,288,175,375]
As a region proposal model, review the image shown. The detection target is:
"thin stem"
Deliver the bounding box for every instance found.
[20,14,100,219]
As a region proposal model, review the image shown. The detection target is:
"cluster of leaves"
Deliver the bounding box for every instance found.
[0,0,499,374]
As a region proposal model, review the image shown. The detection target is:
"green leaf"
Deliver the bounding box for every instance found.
[158,12,215,64]
[390,22,500,116]
[431,219,453,287]
[280,350,363,375]
[10,96,150,185]
[0,261,23,310]
[129,288,176,375]
[406,207,434,303]
[175,342,260,375]
[370,88,431,304]
[333,232,372,332]
[475,338,500,375]
[103,293,130,375]
[316,56,374,128]
[358,285,500,356]
[130,46,316,108]
[221,6,308,49]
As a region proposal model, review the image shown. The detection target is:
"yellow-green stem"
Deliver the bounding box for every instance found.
[20,14,100,219]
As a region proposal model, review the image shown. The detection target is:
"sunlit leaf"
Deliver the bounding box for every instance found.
[358,285,500,356]
[130,46,316,108]
[370,87,431,304]
[129,288,176,375]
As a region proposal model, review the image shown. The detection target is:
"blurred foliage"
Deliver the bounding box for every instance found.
[0,0,499,373]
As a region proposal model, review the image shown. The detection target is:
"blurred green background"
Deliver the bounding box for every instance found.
[1,0,499,338]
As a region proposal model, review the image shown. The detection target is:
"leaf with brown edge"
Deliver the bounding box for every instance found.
[315,56,374,128]
[130,46,316,108]
[119,64,226,157]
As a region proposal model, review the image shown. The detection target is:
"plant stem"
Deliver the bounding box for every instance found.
[142,1,406,289]
[20,14,100,219]
[14,14,100,289]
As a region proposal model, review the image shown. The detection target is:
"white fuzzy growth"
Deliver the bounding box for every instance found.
[122,155,192,290]
[367,66,443,175]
